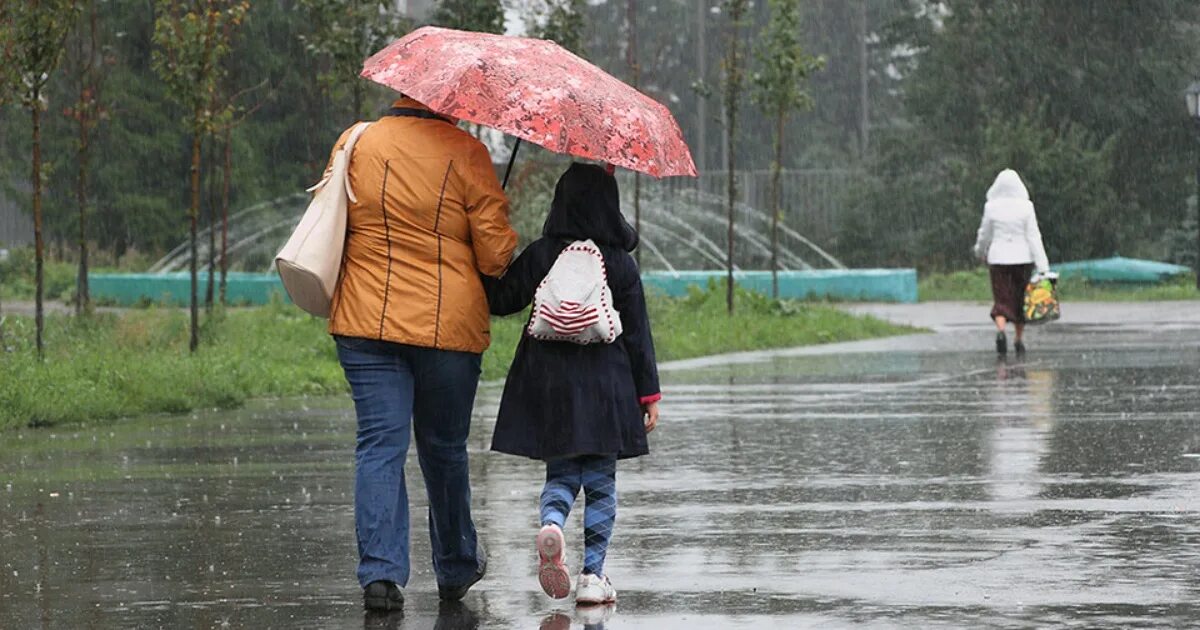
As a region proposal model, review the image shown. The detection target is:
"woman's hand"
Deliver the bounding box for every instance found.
[642,401,659,433]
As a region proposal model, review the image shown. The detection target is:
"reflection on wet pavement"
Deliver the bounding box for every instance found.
[2,322,1199,628]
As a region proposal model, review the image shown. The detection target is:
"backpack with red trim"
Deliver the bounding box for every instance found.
[527,240,623,345]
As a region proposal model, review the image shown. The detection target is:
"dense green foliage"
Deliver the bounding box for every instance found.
[299,0,410,120]
[0,285,913,430]
[4,1,1198,276]
[430,0,504,35]
[526,0,586,54]
[1,0,380,258]
[840,0,1200,271]
[579,1,1200,272]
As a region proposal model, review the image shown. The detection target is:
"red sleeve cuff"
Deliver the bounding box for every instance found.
[639,393,662,405]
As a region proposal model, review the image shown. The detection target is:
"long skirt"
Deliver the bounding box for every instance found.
[989,263,1033,323]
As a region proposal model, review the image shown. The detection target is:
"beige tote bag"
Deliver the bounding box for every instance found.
[275,122,372,317]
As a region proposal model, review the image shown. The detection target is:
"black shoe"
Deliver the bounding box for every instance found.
[364,580,404,611]
[996,332,1007,355]
[1014,341,1026,355]
[438,544,487,601]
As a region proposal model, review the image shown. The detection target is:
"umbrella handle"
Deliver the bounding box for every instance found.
[502,138,522,190]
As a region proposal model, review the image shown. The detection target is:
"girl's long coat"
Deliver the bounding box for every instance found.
[486,239,659,460]
[484,164,661,461]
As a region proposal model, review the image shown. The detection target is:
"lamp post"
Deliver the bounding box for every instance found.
[1186,82,1200,289]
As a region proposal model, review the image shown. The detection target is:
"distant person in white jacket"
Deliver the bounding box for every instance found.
[973,169,1050,355]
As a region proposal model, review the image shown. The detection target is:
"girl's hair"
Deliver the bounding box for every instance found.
[542,162,639,252]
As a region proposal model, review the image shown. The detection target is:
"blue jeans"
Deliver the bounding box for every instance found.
[334,335,483,589]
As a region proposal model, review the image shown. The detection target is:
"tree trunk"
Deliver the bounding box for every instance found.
[77,100,90,316]
[771,110,784,300]
[628,0,641,266]
[695,0,707,173]
[76,0,96,317]
[205,136,216,311]
[32,101,45,360]
[858,0,869,156]
[724,8,742,315]
[189,129,201,353]
[726,144,735,315]
[220,127,231,305]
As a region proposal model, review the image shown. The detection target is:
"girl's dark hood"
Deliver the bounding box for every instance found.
[542,162,639,252]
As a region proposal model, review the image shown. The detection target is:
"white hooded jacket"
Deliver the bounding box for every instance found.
[973,169,1050,273]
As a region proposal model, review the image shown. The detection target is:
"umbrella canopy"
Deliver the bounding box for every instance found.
[360,26,697,179]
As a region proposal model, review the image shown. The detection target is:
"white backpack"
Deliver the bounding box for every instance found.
[527,240,623,345]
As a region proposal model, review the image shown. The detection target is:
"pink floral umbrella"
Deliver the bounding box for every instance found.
[360,26,698,181]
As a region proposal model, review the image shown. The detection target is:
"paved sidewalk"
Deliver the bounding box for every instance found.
[3,302,1199,628]
[843,300,1200,331]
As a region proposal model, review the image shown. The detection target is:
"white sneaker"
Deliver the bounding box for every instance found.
[574,572,616,605]
[537,524,571,599]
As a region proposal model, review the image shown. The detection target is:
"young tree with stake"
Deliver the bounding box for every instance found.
[65,0,112,316]
[722,0,749,314]
[752,0,824,298]
[1,0,81,358]
[152,0,249,353]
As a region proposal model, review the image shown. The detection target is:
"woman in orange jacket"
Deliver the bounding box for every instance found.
[325,96,517,610]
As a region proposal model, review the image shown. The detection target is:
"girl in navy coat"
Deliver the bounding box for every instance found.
[484,162,661,606]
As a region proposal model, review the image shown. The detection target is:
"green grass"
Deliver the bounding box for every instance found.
[919,269,1200,302]
[0,257,81,302]
[643,284,914,360]
[0,286,914,431]
[0,299,347,430]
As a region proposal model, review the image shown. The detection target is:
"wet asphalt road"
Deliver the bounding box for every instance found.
[1,305,1199,629]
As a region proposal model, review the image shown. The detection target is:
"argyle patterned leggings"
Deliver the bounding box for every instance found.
[539,455,617,576]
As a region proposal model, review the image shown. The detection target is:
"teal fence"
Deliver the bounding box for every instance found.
[90,272,288,307]
[643,270,917,303]
[91,268,918,306]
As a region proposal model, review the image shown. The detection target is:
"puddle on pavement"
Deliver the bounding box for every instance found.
[2,327,1199,628]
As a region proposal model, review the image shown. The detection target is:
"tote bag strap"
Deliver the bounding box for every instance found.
[341,122,372,204]
[305,121,373,200]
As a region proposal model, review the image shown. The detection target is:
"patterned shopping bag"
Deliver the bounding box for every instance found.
[1023,276,1061,324]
